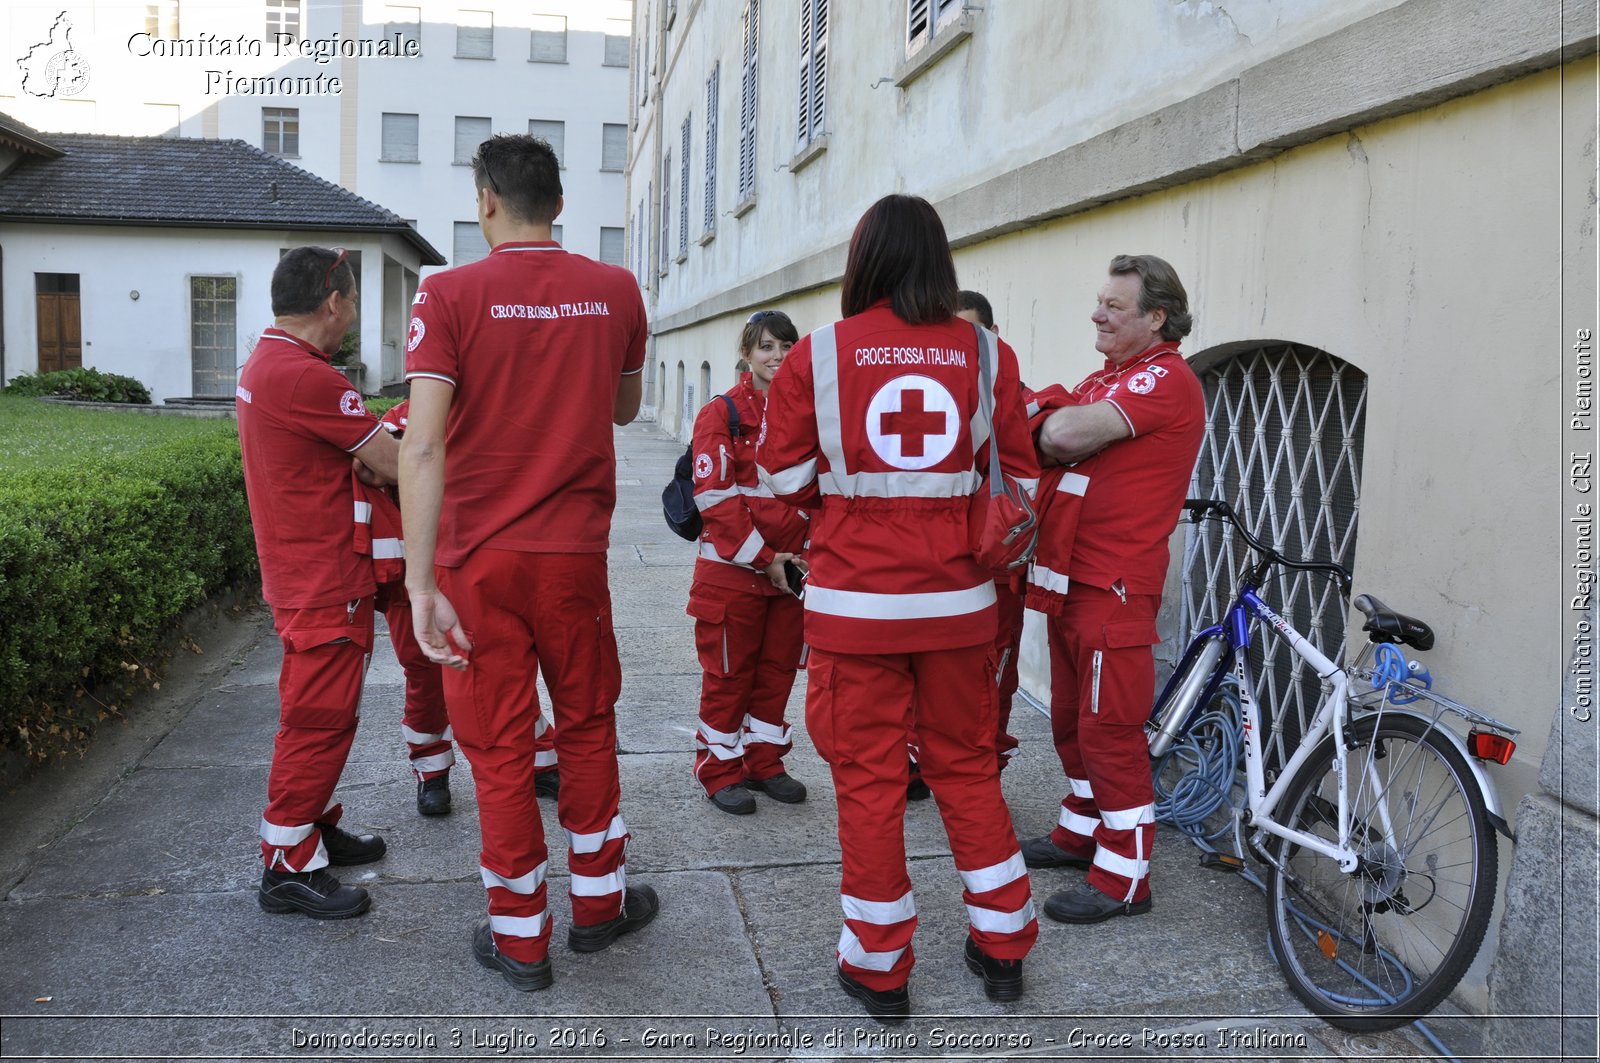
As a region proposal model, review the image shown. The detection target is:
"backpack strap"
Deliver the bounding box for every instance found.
[718,393,743,436]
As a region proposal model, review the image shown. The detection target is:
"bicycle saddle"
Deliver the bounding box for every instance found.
[1353,594,1435,651]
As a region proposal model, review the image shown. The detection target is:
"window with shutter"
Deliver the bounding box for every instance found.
[456,10,493,58]
[529,14,566,62]
[604,19,630,66]
[600,227,625,266]
[659,154,672,272]
[453,221,488,266]
[528,119,564,166]
[601,123,628,171]
[381,112,419,162]
[796,0,827,148]
[384,5,420,55]
[907,0,959,46]
[454,115,490,164]
[737,0,760,203]
[703,64,719,235]
[678,117,690,257]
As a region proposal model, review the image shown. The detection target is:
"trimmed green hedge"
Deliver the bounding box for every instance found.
[4,367,153,404]
[0,397,257,761]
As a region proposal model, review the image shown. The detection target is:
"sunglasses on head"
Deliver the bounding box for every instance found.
[481,155,502,196]
[747,309,782,324]
[322,247,347,292]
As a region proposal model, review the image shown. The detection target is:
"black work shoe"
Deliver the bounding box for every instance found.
[417,773,452,817]
[836,968,910,1024]
[258,867,370,919]
[535,769,561,800]
[906,774,931,801]
[568,884,660,953]
[745,772,807,803]
[1018,834,1091,870]
[710,783,756,815]
[473,919,553,991]
[316,822,387,866]
[964,936,1024,1002]
[1043,880,1152,924]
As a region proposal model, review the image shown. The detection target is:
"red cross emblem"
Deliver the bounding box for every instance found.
[865,376,959,470]
[880,389,947,458]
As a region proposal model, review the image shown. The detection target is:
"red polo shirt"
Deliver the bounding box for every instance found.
[236,327,383,609]
[404,241,647,564]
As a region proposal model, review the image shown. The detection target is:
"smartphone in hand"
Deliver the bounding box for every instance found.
[783,559,807,599]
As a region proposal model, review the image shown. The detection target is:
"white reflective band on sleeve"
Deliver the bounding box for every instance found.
[743,716,792,745]
[1014,477,1040,498]
[959,853,1028,896]
[401,724,447,745]
[809,324,852,497]
[1030,565,1071,594]
[489,912,549,939]
[694,486,740,511]
[570,869,626,897]
[1093,847,1149,883]
[1067,776,1096,800]
[805,581,996,621]
[564,814,628,855]
[818,468,980,498]
[732,527,766,565]
[837,927,907,973]
[353,500,373,523]
[534,749,559,768]
[1058,807,1101,838]
[966,899,1037,935]
[759,458,818,496]
[480,861,548,895]
[371,537,405,559]
[738,483,776,499]
[1058,471,1090,496]
[259,817,316,847]
[841,890,916,926]
[410,751,455,773]
[1100,804,1156,831]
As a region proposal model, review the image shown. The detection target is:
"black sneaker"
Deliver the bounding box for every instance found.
[535,769,561,801]
[417,773,452,817]
[316,822,387,866]
[1043,880,1152,924]
[836,968,910,1024]
[568,885,659,953]
[744,772,807,803]
[1018,834,1091,870]
[709,784,756,815]
[906,773,931,801]
[258,867,370,919]
[964,936,1023,1002]
[472,919,553,991]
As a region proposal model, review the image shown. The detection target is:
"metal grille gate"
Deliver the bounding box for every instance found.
[1178,343,1368,777]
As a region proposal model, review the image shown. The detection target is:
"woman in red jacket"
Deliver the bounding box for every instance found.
[687,310,811,816]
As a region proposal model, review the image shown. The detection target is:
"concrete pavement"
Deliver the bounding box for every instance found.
[0,420,1478,1061]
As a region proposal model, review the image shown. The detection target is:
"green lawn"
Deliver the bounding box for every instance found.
[0,395,240,478]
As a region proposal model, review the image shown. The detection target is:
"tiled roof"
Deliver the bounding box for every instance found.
[0,127,444,264]
[0,112,62,158]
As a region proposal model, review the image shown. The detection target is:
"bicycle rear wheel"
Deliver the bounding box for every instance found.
[1264,713,1497,1030]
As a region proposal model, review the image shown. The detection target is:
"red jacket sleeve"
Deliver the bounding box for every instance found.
[991,337,1042,494]
[692,396,775,572]
[756,340,822,508]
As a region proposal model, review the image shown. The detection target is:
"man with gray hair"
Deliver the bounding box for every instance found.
[1019,254,1205,925]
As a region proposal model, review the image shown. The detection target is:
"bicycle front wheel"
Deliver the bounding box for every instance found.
[1264,713,1497,1031]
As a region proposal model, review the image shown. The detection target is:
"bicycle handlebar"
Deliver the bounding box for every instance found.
[1183,498,1353,593]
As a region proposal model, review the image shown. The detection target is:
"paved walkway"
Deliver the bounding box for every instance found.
[0,420,1472,1061]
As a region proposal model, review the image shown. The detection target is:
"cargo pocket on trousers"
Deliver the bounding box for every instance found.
[804,653,836,765]
[686,596,730,676]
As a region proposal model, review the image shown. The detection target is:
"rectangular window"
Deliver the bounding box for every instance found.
[603,18,630,66]
[737,0,760,203]
[635,196,646,284]
[601,122,627,172]
[453,221,489,266]
[530,14,567,62]
[385,5,420,54]
[145,1,179,38]
[797,0,828,148]
[264,0,300,43]
[190,276,238,397]
[456,9,493,58]
[551,223,563,244]
[637,20,650,103]
[454,115,490,164]
[381,112,419,162]
[908,0,960,45]
[528,119,564,166]
[678,117,691,257]
[600,227,623,266]
[659,153,672,272]
[262,107,299,156]
[703,64,719,234]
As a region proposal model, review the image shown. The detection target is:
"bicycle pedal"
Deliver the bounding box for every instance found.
[1200,852,1246,872]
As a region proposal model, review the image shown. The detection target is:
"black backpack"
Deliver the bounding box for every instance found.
[663,394,741,541]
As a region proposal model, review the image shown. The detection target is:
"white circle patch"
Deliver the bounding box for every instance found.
[865,375,959,470]
[406,316,426,352]
[339,390,365,417]
[693,453,713,479]
[1127,371,1157,395]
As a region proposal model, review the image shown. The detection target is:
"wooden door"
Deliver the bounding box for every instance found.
[36,292,82,373]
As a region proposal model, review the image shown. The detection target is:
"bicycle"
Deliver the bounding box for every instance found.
[1145,498,1520,1031]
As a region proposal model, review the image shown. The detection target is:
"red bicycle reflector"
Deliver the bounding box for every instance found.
[1468,731,1514,765]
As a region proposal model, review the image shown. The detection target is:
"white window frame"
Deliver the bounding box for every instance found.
[380,112,420,162]
[907,0,960,47]
[601,123,628,172]
[262,106,298,157]
[264,0,300,43]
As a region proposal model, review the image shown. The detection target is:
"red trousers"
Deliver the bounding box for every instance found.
[260,597,374,872]
[376,582,454,780]
[438,549,627,964]
[808,645,1038,992]
[687,585,804,794]
[1046,583,1160,903]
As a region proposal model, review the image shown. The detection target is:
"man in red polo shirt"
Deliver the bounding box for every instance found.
[236,246,399,920]
[400,133,655,992]
[1019,254,1205,924]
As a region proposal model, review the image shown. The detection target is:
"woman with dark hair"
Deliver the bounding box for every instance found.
[758,195,1040,1022]
[686,309,812,815]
